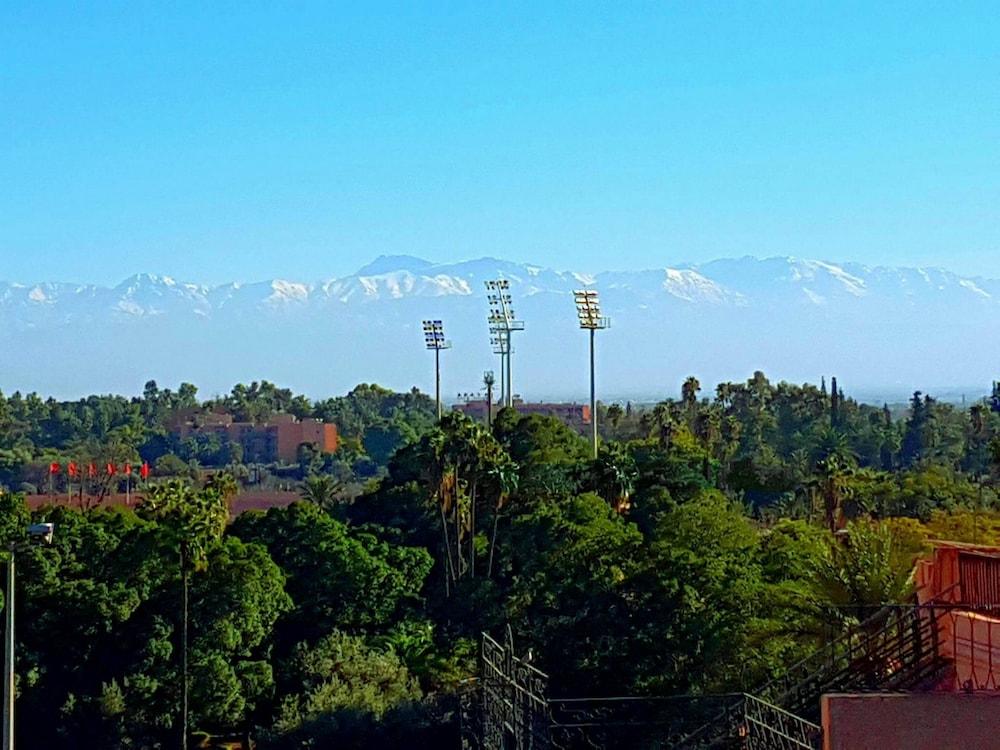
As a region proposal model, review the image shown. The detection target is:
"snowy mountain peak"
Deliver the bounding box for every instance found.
[662,268,740,304]
[2,255,998,399]
[355,255,434,276]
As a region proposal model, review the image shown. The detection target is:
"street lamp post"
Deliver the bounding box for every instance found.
[483,371,495,430]
[3,522,55,750]
[574,290,610,459]
[422,320,452,420]
[486,280,524,409]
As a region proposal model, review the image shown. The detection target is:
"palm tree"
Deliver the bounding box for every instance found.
[606,404,624,435]
[427,414,511,589]
[593,444,637,514]
[810,454,857,533]
[299,475,344,511]
[810,522,914,631]
[204,472,240,502]
[647,402,676,448]
[141,480,229,750]
[768,522,915,651]
[426,429,458,596]
[681,376,701,427]
[487,458,519,579]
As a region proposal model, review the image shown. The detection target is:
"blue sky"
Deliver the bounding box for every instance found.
[2,2,999,285]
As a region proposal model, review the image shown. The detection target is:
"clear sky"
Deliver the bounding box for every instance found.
[2,2,999,285]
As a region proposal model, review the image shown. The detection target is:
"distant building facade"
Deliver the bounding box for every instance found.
[170,410,339,463]
[453,398,591,430]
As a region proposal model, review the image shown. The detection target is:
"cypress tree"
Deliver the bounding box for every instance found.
[830,376,840,427]
[901,391,929,466]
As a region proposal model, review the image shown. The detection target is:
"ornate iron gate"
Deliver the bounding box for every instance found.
[477,627,552,749]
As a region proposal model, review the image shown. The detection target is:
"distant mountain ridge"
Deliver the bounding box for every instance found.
[1,255,998,401]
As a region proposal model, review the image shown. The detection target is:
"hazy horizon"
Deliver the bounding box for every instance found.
[4,251,1000,289]
[1,253,997,405]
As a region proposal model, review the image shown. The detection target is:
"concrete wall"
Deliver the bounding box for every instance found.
[823,693,1000,750]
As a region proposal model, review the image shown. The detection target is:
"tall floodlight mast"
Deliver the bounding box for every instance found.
[489,332,509,406]
[574,290,610,458]
[486,280,524,408]
[489,332,509,407]
[422,320,452,420]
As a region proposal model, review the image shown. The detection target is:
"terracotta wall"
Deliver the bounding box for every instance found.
[946,611,1000,691]
[822,693,1000,750]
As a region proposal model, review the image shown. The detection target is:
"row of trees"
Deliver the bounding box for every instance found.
[0,381,437,492]
[2,373,1000,745]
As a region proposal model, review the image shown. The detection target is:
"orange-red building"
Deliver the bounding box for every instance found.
[914,540,1000,691]
[171,410,339,463]
[820,540,1000,749]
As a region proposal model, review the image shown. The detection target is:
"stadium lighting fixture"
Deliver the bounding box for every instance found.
[574,289,610,458]
[485,280,525,408]
[423,320,452,420]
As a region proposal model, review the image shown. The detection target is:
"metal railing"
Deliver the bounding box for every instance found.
[468,630,823,749]
[673,693,820,750]
[742,694,821,750]
[549,694,746,749]
[756,603,946,718]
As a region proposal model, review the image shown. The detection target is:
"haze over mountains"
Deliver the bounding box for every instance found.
[2,255,997,403]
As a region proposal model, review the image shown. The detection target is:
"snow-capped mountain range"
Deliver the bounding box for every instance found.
[2,255,998,401]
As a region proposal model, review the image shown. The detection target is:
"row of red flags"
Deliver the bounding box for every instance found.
[49,462,151,480]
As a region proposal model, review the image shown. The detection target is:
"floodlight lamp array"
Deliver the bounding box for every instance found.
[422,319,451,350]
[573,290,610,330]
[484,279,525,332]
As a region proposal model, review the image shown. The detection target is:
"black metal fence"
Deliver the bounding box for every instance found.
[461,630,821,750]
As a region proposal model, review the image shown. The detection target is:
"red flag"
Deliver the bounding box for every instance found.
[68,462,78,478]
[105,463,116,477]
[49,462,60,475]
[123,463,132,476]
[88,463,97,478]
[140,462,150,480]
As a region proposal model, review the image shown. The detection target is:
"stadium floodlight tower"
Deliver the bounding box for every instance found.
[485,279,524,409]
[489,332,509,407]
[574,289,610,458]
[422,320,451,420]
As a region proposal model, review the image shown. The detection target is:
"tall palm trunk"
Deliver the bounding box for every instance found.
[454,466,462,580]
[469,480,477,578]
[438,500,455,597]
[488,509,501,579]
[181,542,189,750]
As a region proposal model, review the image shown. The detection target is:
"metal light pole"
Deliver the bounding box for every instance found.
[3,523,54,750]
[422,320,451,420]
[486,280,524,409]
[574,290,610,459]
[2,550,12,750]
[483,371,495,430]
[181,541,189,750]
[505,331,513,407]
[490,333,508,407]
